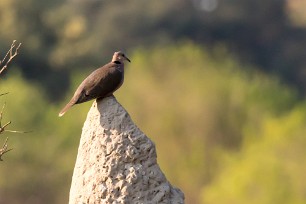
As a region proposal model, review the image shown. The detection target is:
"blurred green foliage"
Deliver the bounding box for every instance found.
[202,108,306,204]
[0,43,305,204]
[0,72,86,203]
[1,0,306,203]
[1,0,306,99]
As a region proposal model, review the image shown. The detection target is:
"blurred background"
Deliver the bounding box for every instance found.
[0,0,306,203]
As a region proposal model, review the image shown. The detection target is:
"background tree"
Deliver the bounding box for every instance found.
[1,0,306,99]
[0,1,306,203]
[0,41,21,161]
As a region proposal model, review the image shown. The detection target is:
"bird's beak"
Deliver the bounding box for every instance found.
[125,56,131,63]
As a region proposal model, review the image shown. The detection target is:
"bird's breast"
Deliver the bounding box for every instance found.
[115,65,124,73]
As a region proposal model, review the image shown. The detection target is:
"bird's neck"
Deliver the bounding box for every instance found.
[113,60,122,64]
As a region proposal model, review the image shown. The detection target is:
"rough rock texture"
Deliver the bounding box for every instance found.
[69,96,184,204]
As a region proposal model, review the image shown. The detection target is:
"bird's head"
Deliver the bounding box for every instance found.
[112,51,131,63]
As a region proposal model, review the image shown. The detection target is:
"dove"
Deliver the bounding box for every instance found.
[59,51,130,117]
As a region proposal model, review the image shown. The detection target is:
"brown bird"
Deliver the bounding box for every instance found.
[58,51,130,117]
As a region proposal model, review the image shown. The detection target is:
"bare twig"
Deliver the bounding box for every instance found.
[0,103,30,134]
[0,137,13,161]
[0,92,9,97]
[0,102,30,160]
[0,40,23,161]
[0,104,13,134]
[0,40,22,75]
[0,103,7,133]
[0,121,11,134]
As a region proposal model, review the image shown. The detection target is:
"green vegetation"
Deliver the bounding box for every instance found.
[1,0,306,99]
[1,0,306,203]
[202,108,306,204]
[0,44,305,204]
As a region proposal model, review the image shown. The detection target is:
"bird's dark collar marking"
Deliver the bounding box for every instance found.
[113,61,121,64]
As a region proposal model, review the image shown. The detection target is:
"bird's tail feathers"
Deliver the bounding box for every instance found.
[58,100,75,117]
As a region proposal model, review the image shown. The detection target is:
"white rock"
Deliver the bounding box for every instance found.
[69,96,184,204]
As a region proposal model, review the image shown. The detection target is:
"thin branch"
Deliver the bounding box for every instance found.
[3,130,32,134]
[0,40,23,161]
[0,103,6,129]
[0,137,13,161]
[0,102,30,161]
[0,121,11,134]
[0,92,9,97]
[0,40,22,75]
[0,103,30,135]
